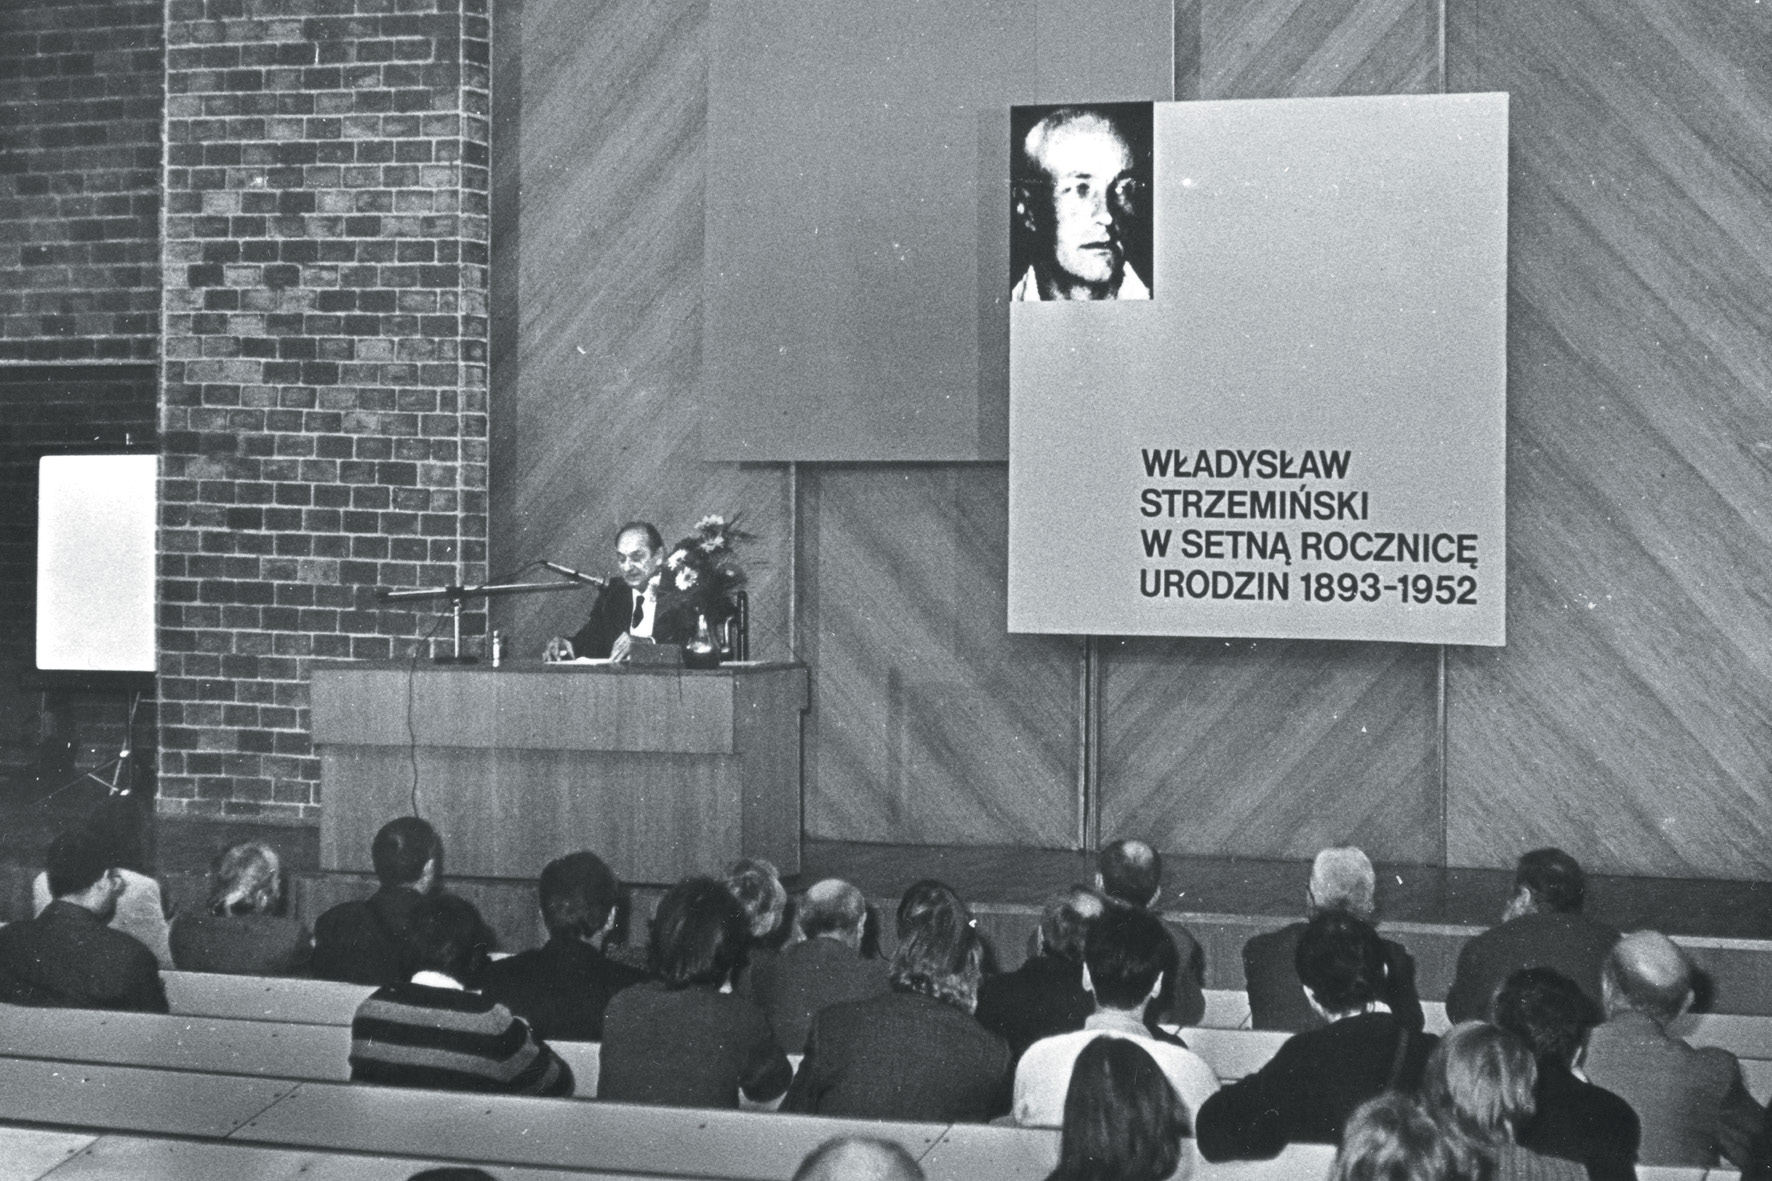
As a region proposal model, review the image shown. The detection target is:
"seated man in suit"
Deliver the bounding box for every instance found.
[783,883,1011,1122]
[1195,911,1438,1161]
[1095,838,1206,1029]
[0,828,167,1012]
[1243,846,1423,1032]
[746,878,888,1055]
[312,816,447,986]
[349,893,572,1096]
[543,521,666,662]
[1583,931,1760,1168]
[477,850,647,1041]
[1493,966,1640,1181]
[1445,847,1619,1022]
[975,886,1105,1060]
[1013,905,1219,1127]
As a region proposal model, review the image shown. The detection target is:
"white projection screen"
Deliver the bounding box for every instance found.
[36,453,157,673]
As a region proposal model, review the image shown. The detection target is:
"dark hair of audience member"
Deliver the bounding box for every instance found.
[651,876,750,988]
[888,904,984,1013]
[1098,839,1162,908]
[724,857,789,945]
[86,793,154,875]
[46,828,112,899]
[1045,1036,1189,1181]
[1421,1022,1536,1148]
[1083,905,1168,1010]
[1514,848,1584,913]
[1332,1094,1463,1181]
[1039,887,1103,964]
[538,851,620,941]
[895,878,966,940]
[792,1135,927,1181]
[207,841,286,916]
[1492,967,1599,1066]
[407,894,495,983]
[372,815,440,887]
[1295,909,1386,1014]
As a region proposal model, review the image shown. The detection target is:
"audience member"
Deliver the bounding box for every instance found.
[1095,838,1206,1029]
[746,878,888,1055]
[476,851,647,1041]
[1014,905,1218,1127]
[312,816,445,985]
[783,882,1011,1121]
[1332,1094,1463,1181]
[792,1136,927,1181]
[0,827,168,1011]
[1421,1021,1586,1181]
[599,876,791,1108]
[976,886,1105,1060]
[1493,967,1640,1181]
[1043,1036,1191,1181]
[1445,849,1619,1023]
[32,794,173,970]
[349,893,569,1095]
[1243,846,1424,1032]
[727,857,792,949]
[1195,910,1437,1160]
[169,841,312,975]
[408,1170,497,1181]
[1583,931,1760,1167]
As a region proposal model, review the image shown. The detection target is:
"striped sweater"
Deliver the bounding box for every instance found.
[349,980,573,1096]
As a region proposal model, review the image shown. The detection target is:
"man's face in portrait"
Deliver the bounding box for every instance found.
[614,528,665,590]
[1020,114,1140,300]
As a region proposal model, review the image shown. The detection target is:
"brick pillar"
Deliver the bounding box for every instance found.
[159,0,490,819]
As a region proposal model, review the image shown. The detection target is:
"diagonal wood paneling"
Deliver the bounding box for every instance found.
[1097,0,1445,863]
[1446,0,1772,877]
[488,0,790,659]
[801,466,1082,847]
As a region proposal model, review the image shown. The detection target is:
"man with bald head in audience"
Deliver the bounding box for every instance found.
[1242,846,1423,1032]
[747,878,888,1054]
[792,1136,925,1181]
[975,885,1105,1059]
[1095,838,1205,1029]
[1583,931,1761,1167]
[1445,847,1619,1022]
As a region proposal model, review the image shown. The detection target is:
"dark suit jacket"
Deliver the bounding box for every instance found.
[1122,903,1206,1030]
[1444,911,1620,1023]
[743,935,889,1055]
[1584,1011,1762,1168]
[169,912,312,977]
[569,582,635,659]
[310,885,428,986]
[781,989,1012,1122]
[1243,921,1425,1033]
[975,952,1094,1061]
[0,899,168,1012]
[1519,1058,1640,1181]
[1195,1011,1437,1161]
[475,935,649,1042]
[599,980,791,1108]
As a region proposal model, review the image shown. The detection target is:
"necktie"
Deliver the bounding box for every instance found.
[631,595,645,628]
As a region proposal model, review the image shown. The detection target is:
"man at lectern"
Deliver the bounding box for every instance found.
[543,521,666,661]
[1011,105,1150,302]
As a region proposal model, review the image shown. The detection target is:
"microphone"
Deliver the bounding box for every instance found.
[543,560,609,588]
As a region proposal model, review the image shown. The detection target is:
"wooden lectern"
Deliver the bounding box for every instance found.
[310,661,808,884]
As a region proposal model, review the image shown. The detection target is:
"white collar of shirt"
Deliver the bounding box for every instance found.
[1011,261,1151,301]
[411,970,466,991]
[1083,1009,1149,1036]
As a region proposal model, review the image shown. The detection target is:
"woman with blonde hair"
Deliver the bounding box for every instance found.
[170,841,312,975]
[1420,1022,1586,1181]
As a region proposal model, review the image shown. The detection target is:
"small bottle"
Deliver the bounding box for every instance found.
[685,612,721,669]
[490,629,504,667]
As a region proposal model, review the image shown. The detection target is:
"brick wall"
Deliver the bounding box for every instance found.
[158,0,491,820]
[0,0,162,361]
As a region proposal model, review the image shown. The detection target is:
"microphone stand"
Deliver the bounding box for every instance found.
[378,578,583,664]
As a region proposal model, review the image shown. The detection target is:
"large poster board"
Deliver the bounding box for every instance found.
[36,453,157,673]
[1008,94,1509,645]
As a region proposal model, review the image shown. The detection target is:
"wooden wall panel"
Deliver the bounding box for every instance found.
[800,466,1082,847]
[488,0,791,660]
[1095,0,1445,862]
[1445,0,1772,876]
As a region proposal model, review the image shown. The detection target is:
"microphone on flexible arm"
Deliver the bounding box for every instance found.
[543,560,610,588]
